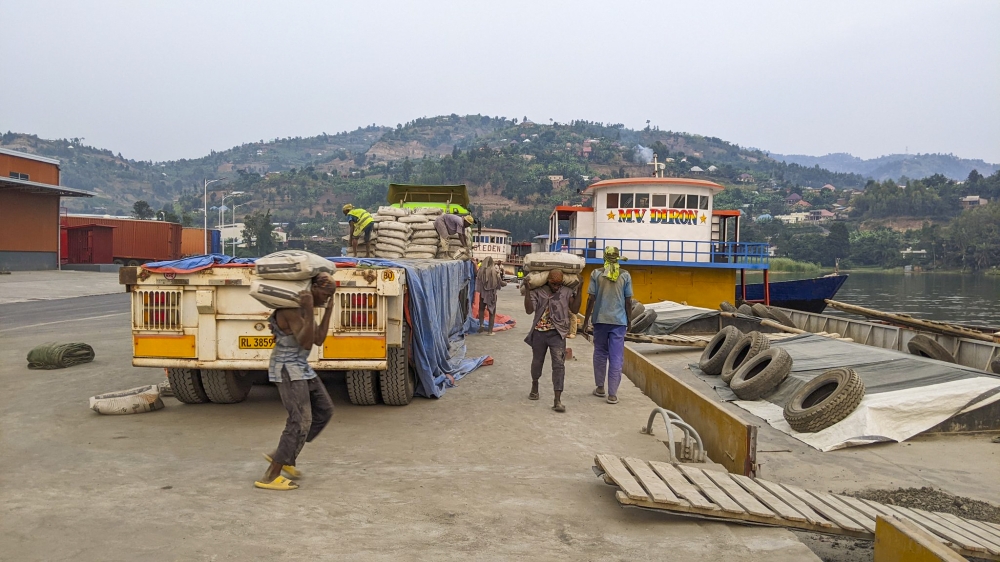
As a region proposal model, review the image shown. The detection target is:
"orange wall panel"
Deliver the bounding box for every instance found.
[0,155,60,185]
[0,190,59,251]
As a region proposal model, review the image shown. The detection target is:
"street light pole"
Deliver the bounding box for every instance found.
[203,179,222,254]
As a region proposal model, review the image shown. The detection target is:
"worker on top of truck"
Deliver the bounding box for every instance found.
[435,212,474,255]
[343,204,374,258]
[256,272,337,491]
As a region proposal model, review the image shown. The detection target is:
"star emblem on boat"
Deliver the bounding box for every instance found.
[700,214,707,223]
[607,211,615,220]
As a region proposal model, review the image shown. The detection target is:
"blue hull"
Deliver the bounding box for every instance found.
[738,274,848,313]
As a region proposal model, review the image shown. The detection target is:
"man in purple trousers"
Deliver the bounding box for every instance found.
[582,247,633,404]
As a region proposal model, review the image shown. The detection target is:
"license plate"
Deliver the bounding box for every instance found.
[239,336,274,349]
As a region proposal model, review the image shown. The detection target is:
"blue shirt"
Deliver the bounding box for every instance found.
[588,269,633,326]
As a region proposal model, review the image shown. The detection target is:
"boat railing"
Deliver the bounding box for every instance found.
[548,237,769,269]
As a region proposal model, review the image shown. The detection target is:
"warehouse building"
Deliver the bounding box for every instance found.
[0,148,92,270]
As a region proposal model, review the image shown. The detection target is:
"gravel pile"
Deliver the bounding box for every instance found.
[846,486,1000,524]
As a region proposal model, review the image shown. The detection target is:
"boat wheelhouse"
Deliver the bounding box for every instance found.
[472,227,512,265]
[549,175,770,309]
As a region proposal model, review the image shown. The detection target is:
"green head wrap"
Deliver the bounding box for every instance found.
[603,246,627,282]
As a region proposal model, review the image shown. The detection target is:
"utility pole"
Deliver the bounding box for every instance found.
[203,179,222,254]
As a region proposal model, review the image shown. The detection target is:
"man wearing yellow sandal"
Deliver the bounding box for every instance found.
[255,273,337,491]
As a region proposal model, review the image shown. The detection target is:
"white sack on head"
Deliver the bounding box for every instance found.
[255,250,336,280]
[250,278,311,309]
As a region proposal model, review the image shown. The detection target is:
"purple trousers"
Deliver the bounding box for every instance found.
[593,323,627,396]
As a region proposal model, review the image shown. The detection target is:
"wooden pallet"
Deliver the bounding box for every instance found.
[594,454,1000,560]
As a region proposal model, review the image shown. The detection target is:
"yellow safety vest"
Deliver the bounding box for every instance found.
[348,208,373,237]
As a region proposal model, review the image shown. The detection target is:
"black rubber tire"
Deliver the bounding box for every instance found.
[737,304,753,316]
[166,368,209,404]
[698,326,743,376]
[127,259,142,267]
[783,367,866,433]
[767,307,796,328]
[630,300,645,318]
[380,323,414,406]
[991,357,1000,375]
[113,258,125,266]
[629,309,657,334]
[730,348,792,400]
[719,301,738,313]
[751,303,772,319]
[721,331,770,384]
[201,369,253,404]
[346,370,379,405]
[906,334,955,363]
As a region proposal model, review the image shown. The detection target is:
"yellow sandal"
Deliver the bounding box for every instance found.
[262,453,302,479]
[254,475,298,491]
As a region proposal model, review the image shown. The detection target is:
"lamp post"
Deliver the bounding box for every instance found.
[203,179,222,254]
[219,191,245,250]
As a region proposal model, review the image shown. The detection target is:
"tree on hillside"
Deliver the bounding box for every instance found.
[827,222,850,263]
[132,200,154,219]
[242,210,277,256]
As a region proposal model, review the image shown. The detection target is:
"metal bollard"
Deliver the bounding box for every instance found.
[640,407,707,463]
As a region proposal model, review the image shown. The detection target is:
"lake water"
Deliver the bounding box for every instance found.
[761,271,1000,328]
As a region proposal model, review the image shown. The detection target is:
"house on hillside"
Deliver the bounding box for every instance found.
[738,173,754,183]
[822,184,836,191]
[794,200,812,209]
[707,165,718,172]
[689,166,704,173]
[784,193,803,205]
[959,195,989,209]
[774,212,810,224]
[809,209,836,221]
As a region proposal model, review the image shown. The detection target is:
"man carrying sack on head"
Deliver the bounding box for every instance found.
[523,269,581,413]
[342,204,374,258]
[583,247,634,405]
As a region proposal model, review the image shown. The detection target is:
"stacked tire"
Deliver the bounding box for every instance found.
[783,367,865,432]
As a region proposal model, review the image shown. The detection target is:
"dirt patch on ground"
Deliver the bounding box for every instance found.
[847,487,1000,524]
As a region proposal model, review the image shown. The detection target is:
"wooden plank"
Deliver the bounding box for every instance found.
[755,478,834,528]
[594,454,649,501]
[914,509,1000,556]
[807,490,876,534]
[961,519,1000,547]
[780,483,865,532]
[731,474,807,522]
[621,457,687,506]
[677,465,747,514]
[836,494,886,525]
[935,512,1000,555]
[881,504,985,553]
[701,470,776,518]
[648,461,718,511]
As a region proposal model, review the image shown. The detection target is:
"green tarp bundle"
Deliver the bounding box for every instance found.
[26,342,95,369]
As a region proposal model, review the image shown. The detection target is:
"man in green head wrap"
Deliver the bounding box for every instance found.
[582,246,633,404]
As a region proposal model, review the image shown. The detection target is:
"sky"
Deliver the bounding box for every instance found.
[1,0,998,163]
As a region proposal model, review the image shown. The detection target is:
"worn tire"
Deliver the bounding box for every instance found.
[380,324,414,405]
[768,307,796,328]
[201,369,253,404]
[751,303,771,319]
[737,304,753,316]
[166,368,209,404]
[698,326,743,376]
[629,309,657,334]
[906,335,955,363]
[783,367,865,433]
[730,348,792,400]
[719,301,737,313]
[630,300,646,318]
[346,370,379,405]
[991,357,1000,375]
[721,331,770,384]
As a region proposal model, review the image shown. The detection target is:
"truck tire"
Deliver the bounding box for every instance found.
[991,357,1000,374]
[768,307,796,328]
[719,301,737,313]
[751,303,771,319]
[166,368,209,404]
[201,369,253,404]
[380,324,415,405]
[730,348,792,401]
[630,300,645,318]
[629,309,657,334]
[906,335,955,363]
[783,367,865,433]
[721,331,770,384]
[698,326,743,376]
[737,304,753,316]
[346,370,379,405]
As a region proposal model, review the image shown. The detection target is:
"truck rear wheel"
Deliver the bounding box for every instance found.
[380,324,414,406]
[201,369,253,404]
[346,370,379,405]
[166,368,209,404]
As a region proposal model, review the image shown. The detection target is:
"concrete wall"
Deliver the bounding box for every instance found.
[0,251,57,271]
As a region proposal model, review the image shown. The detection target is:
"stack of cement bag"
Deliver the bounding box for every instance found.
[359,206,444,259]
[249,250,335,308]
[522,252,586,290]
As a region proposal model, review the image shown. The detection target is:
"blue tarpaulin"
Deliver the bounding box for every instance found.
[144,253,256,273]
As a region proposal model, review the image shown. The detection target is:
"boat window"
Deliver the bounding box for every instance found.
[670,194,686,208]
[652,194,667,207]
[620,193,634,208]
[686,194,699,209]
[606,193,619,209]
[699,196,709,210]
[635,193,650,208]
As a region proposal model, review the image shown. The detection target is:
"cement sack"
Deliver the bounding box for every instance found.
[375,249,404,259]
[376,240,407,253]
[249,278,311,309]
[372,215,396,223]
[90,385,164,415]
[398,214,429,224]
[411,231,440,241]
[405,252,437,259]
[415,207,444,216]
[377,229,409,242]
[523,252,585,274]
[255,250,336,280]
[406,243,439,254]
[377,206,409,217]
[377,221,411,234]
[410,222,437,231]
[525,271,581,290]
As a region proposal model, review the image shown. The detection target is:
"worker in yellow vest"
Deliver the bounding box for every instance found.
[342,204,374,258]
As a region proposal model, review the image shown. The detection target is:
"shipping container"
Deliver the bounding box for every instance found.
[63,215,182,265]
[181,227,222,256]
[66,224,115,264]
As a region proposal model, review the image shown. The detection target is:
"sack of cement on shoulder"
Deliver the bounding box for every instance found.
[90,385,164,415]
[377,206,409,217]
[250,278,311,309]
[398,214,429,224]
[406,244,439,254]
[378,221,411,233]
[414,207,444,216]
[523,252,585,274]
[255,250,336,280]
[404,252,436,259]
[525,271,581,290]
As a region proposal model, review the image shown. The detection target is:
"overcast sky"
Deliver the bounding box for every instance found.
[2,1,997,163]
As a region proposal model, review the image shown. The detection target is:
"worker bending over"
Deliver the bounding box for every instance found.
[342,204,374,258]
[523,269,581,413]
[434,212,474,255]
[256,272,337,491]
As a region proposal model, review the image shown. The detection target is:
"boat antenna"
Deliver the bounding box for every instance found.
[651,153,666,178]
